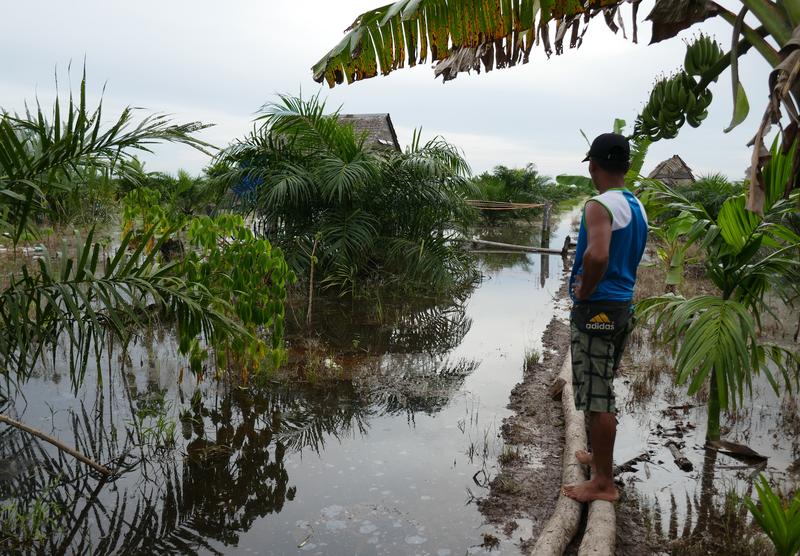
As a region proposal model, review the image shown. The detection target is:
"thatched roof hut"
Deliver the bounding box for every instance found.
[647,155,696,187]
[339,113,401,151]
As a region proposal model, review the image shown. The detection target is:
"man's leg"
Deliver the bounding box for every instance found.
[565,319,621,502]
[563,411,619,502]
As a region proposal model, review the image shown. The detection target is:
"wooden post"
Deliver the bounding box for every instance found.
[541,204,552,247]
[561,235,572,257]
[306,237,319,328]
[540,205,552,286]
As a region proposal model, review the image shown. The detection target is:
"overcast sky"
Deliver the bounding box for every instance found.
[1,1,774,180]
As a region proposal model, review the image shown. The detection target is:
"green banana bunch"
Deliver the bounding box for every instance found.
[684,34,723,78]
[634,35,720,142]
[635,71,714,141]
[686,88,712,128]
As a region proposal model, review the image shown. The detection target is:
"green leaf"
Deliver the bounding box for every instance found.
[556,174,593,190]
[723,81,749,133]
[717,196,761,253]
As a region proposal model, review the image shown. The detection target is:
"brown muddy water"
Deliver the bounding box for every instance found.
[0,209,580,555]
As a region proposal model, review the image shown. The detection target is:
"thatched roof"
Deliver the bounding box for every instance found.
[647,155,696,187]
[339,113,401,151]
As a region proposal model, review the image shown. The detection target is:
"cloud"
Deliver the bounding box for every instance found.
[396,125,583,176]
[0,0,776,181]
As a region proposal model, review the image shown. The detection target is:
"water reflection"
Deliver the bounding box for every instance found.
[1,381,373,554]
[300,296,473,356]
[637,449,772,555]
[360,356,479,417]
[472,220,539,273]
[1,295,480,554]
[0,208,579,555]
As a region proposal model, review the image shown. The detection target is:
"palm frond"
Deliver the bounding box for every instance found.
[0,70,213,242]
[319,208,379,265]
[317,152,379,202]
[0,227,241,388]
[637,294,759,408]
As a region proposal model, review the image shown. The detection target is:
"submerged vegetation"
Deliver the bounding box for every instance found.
[638,137,800,444]
[0,75,490,553]
[0,76,294,391]
[3,0,800,544]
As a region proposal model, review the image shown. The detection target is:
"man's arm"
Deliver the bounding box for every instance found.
[575,201,612,301]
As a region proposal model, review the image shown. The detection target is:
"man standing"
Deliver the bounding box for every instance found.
[562,133,648,503]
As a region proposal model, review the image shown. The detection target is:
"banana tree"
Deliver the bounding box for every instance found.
[312,0,800,214]
[637,137,800,444]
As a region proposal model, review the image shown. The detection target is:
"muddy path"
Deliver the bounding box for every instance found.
[481,247,800,555]
[478,265,650,555]
[477,313,570,550]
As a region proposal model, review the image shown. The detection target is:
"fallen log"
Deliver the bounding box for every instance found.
[666,441,693,472]
[579,501,616,556]
[531,355,586,556]
[706,439,768,462]
[0,413,112,476]
[578,420,619,555]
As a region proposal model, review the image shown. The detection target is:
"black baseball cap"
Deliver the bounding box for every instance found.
[582,133,630,166]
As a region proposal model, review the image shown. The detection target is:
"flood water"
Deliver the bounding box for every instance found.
[614,313,800,546]
[0,208,580,555]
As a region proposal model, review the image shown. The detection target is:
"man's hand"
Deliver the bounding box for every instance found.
[572,274,588,300]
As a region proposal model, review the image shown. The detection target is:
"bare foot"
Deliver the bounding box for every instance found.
[562,479,619,503]
[575,449,594,466]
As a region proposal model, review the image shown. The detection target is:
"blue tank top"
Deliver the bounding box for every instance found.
[569,189,648,302]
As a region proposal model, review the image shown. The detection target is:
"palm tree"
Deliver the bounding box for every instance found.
[311,0,800,213]
[637,138,800,444]
[0,74,293,389]
[215,94,478,296]
[674,173,746,220]
[0,70,212,241]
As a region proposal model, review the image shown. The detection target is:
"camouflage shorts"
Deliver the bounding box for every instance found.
[570,304,634,413]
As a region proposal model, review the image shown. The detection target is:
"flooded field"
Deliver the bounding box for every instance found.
[0,209,578,555]
[614,311,800,554]
[4,202,797,555]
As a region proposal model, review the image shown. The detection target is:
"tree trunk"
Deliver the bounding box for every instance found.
[306,237,319,328]
[706,368,721,442]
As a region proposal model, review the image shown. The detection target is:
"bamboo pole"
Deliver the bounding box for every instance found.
[0,414,111,476]
[469,238,572,255]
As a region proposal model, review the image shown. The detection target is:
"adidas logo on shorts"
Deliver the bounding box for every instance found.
[586,312,615,331]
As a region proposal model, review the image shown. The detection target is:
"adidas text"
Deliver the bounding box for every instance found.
[585,322,615,331]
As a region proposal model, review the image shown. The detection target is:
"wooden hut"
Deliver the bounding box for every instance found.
[647,155,696,187]
[339,113,402,151]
